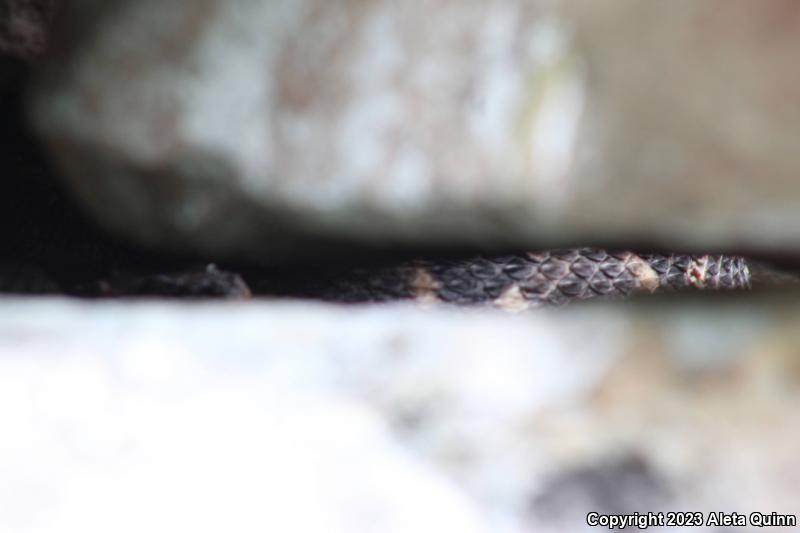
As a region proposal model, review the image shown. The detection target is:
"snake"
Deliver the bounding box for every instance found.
[278,249,752,310]
[0,249,754,306]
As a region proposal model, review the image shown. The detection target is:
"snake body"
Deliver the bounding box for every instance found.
[312,249,751,309]
[6,249,748,305]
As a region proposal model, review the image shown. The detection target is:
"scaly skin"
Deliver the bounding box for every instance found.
[0,250,750,306]
[314,249,751,309]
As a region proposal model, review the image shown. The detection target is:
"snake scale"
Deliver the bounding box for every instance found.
[4,249,750,307]
[292,249,751,309]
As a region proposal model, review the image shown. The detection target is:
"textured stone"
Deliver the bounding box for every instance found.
[30,0,800,259]
[30,0,582,258]
[1,298,799,532]
[0,0,56,58]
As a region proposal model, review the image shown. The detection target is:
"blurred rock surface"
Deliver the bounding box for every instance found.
[0,0,56,58]
[567,0,800,251]
[30,0,800,259]
[29,0,568,258]
[1,298,798,532]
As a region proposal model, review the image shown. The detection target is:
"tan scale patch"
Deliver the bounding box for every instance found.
[493,284,531,312]
[410,267,441,306]
[626,255,660,293]
[688,256,709,289]
[526,252,548,263]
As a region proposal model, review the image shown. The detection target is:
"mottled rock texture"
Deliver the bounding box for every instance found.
[0,0,55,58]
[30,0,800,259]
[31,0,581,258]
[1,299,799,532]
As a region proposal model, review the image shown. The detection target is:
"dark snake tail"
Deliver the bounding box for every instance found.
[316,250,751,309]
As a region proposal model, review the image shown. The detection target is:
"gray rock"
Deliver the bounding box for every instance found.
[0,298,799,531]
[30,0,581,258]
[30,1,800,258]
[0,0,56,58]
[566,0,800,251]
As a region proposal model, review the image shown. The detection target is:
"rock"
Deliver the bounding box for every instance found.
[565,0,800,251]
[0,298,798,531]
[29,0,800,259]
[0,0,56,58]
[30,0,582,258]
